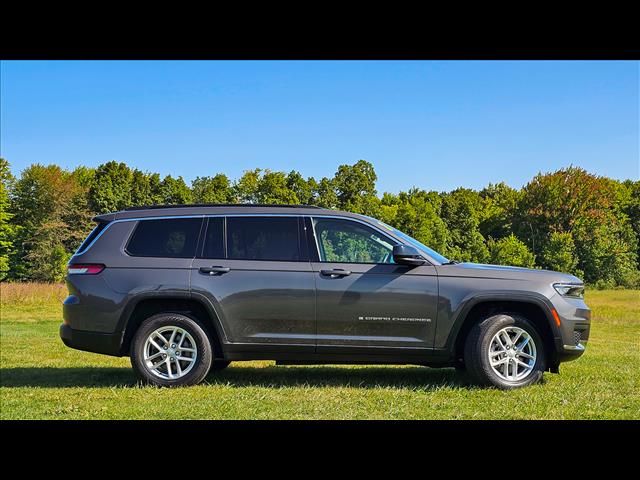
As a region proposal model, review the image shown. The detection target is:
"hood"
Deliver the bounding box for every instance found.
[437,262,583,284]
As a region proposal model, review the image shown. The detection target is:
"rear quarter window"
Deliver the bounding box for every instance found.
[126,218,203,258]
[76,221,109,253]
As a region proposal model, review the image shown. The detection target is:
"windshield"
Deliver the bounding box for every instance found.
[363,216,450,264]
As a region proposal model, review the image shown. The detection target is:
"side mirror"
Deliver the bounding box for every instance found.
[393,244,426,266]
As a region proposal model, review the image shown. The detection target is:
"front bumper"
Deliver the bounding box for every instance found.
[59,324,123,357]
[557,341,587,362]
[551,294,591,363]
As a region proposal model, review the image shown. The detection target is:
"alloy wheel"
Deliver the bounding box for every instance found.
[488,326,537,382]
[143,326,198,380]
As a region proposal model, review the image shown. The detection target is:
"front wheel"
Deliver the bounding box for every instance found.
[211,360,231,371]
[464,313,545,389]
[130,313,213,387]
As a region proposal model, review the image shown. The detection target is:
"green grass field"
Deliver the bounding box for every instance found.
[1,283,638,419]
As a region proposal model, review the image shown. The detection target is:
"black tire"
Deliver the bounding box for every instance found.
[454,358,466,372]
[464,313,545,389]
[130,313,213,387]
[211,360,231,371]
[453,362,470,384]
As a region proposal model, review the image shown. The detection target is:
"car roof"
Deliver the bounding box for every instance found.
[94,204,362,222]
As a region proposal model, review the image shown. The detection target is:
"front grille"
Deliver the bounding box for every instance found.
[573,330,582,346]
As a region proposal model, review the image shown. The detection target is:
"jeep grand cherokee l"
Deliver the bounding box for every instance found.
[60,204,591,389]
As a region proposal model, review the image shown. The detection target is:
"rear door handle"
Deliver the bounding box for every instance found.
[199,266,231,275]
[320,269,351,278]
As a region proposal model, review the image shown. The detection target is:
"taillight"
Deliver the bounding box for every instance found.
[67,263,105,275]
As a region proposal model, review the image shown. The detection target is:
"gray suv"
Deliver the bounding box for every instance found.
[60,204,590,389]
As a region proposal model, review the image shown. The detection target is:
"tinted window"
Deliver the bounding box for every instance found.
[127,218,202,258]
[227,217,300,261]
[76,221,109,253]
[313,218,396,264]
[201,217,225,259]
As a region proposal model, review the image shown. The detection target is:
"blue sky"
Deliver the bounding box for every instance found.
[1,60,638,193]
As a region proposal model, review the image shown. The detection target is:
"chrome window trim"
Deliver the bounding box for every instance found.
[73,222,106,256]
[72,212,441,265]
[74,215,206,256]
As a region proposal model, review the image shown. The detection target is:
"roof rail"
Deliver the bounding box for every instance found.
[123,203,322,211]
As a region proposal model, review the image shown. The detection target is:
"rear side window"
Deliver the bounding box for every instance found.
[76,221,109,253]
[126,218,202,258]
[227,217,300,261]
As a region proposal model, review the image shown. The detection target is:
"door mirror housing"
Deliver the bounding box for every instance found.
[393,244,426,266]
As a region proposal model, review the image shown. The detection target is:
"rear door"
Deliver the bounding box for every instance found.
[190,215,316,353]
[309,216,439,353]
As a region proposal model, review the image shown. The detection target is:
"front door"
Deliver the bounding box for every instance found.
[309,216,439,353]
[190,215,315,353]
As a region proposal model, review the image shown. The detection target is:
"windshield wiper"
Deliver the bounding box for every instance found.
[441,260,460,265]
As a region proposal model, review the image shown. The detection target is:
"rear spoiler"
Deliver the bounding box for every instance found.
[93,213,117,223]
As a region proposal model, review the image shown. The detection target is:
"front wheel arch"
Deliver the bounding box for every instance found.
[464,313,546,389]
[452,298,557,369]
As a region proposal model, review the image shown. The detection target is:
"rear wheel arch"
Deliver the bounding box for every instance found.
[451,297,557,369]
[120,296,225,357]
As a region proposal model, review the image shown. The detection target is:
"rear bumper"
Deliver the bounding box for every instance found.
[59,324,123,357]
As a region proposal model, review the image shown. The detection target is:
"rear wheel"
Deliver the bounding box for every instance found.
[464,313,545,389]
[131,313,213,387]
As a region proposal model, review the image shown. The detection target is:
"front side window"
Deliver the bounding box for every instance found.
[313,218,396,264]
[227,216,301,261]
[363,216,449,264]
[126,218,202,258]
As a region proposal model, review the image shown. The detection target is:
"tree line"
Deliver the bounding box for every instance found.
[0,158,638,287]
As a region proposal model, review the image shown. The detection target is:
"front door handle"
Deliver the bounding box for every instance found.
[320,269,351,278]
[199,266,231,275]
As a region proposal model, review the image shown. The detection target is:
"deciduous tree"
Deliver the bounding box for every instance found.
[0,158,16,279]
[333,160,377,213]
[488,234,536,268]
[519,167,637,285]
[9,164,80,281]
[160,175,193,204]
[540,231,580,276]
[479,182,521,240]
[192,174,233,203]
[89,161,133,213]
[440,188,489,262]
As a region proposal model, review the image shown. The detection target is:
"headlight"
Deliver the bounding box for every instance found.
[553,283,585,298]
